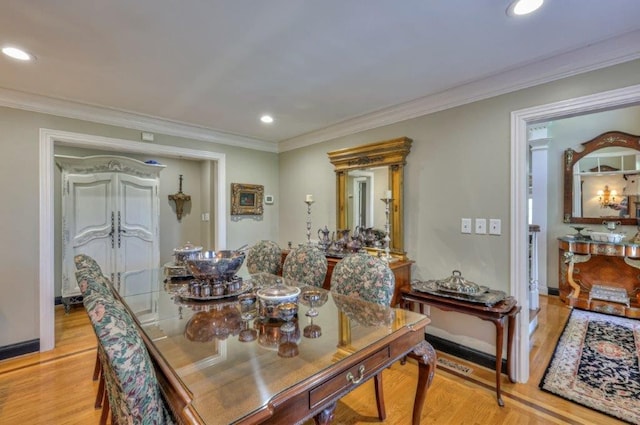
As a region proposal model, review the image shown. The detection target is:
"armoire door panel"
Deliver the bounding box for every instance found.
[70,176,113,241]
[119,174,158,238]
[57,155,164,311]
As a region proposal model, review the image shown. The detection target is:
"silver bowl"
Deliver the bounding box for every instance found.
[186,250,246,281]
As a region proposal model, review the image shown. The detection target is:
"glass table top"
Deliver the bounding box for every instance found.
[121,272,426,424]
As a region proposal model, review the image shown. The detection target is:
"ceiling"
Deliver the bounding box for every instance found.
[1,1,640,151]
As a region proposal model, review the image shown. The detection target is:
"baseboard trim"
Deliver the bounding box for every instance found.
[425,334,508,373]
[548,287,560,296]
[0,339,40,361]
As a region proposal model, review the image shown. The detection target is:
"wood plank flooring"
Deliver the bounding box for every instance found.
[0,296,627,424]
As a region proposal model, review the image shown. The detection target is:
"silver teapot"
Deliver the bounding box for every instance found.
[317,226,332,251]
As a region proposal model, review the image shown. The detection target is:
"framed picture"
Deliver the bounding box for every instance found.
[231,183,264,215]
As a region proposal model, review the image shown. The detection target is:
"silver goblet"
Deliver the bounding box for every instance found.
[277,302,298,333]
[238,293,257,321]
[303,290,322,317]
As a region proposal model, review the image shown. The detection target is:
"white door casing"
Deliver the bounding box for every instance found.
[40,129,227,351]
[510,83,640,383]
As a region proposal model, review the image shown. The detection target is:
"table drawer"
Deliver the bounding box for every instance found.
[309,346,390,409]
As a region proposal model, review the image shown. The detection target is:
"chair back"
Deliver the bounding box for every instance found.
[282,244,328,287]
[84,292,172,424]
[246,240,282,274]
[75,269,115,298]
[74,253,104,275]
[330,252,395,306]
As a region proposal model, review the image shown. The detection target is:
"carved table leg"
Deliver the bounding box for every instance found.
[564,251,591,302]
[493,317,505,407]
[506,307,520,383]
[313,402,336,425]
[408,340,437,425]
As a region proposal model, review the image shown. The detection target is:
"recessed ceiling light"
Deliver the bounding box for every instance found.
[506,0,544,17]
[260,115,274,124]
[2,46,34,61]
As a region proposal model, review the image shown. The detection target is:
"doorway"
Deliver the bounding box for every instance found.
[510,83,640,382]
[39,129,227,351]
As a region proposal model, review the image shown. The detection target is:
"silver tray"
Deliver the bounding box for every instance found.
[435,284,490,296]
[176,282,252,301]
[411,280,506,306]
[163,262,192,278]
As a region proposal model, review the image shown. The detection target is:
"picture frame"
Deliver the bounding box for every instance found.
[231,183,264,215]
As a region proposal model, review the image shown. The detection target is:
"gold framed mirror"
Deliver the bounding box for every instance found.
[328,137,412,258]
[563,131,640,225]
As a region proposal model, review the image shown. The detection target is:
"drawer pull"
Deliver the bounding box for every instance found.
[346,365,365,384]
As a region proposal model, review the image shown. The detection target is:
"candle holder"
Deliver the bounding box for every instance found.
[380,196,393,262]
[304,200,315,244]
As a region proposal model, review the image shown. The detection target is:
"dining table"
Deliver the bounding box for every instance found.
[119,271,433,424]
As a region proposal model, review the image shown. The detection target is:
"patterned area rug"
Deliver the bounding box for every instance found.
[539,309,640,424]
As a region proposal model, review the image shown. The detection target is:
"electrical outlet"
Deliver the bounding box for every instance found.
[461,218,472,234]
[475,218,487,234]
[489,218,501,235]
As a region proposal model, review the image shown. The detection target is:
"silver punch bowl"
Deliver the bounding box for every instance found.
[186,250,246,281]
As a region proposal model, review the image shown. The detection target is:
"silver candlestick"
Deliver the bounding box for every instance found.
[305,200,315,243]
[381,196,393,262]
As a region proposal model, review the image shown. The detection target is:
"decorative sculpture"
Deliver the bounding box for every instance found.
[169,174,191,221]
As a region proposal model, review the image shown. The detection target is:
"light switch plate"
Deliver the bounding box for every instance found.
[461,218,472,234]
[475,218,487,234]
[489,218,501,235]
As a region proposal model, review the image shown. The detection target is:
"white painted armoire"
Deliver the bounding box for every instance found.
[56,155,165,312]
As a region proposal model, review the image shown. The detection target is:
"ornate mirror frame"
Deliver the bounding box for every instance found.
[328,137,412,257]
[564,131,640,225]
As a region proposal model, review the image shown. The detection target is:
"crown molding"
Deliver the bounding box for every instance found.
[279,30,640,152]
[0,88,279,153]
[2,29,639,155]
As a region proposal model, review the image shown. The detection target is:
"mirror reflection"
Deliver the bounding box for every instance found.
[574,147,640,219]
[346,167,389,231]
[564,131,640,225]
[328,137,412,258]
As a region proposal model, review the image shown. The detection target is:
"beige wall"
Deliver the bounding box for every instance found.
[3,58,640,356]
[279,59,640,354]
[0,107,278,347]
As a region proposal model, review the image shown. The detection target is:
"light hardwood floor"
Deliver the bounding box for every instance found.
[0,296,626,424]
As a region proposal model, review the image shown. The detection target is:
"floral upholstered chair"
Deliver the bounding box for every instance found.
[246,240,282,275]
[84,291,174,425]
[330,252,395,306]
[74,253,104,276]
[74,256,116,419]
[282,244,328,287]
[75,269,117,424]
[330,252,436,423]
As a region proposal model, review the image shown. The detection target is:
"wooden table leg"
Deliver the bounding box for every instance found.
[506,308,520,383]
[408,340,437,425]
[492,317,506,407]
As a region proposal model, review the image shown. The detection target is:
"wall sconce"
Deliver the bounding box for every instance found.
[168,174,191,221]
[597,185,617,208]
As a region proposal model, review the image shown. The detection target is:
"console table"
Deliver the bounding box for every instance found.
[400,289,520,407]
[280,251,413,306]
[558,237,640,318]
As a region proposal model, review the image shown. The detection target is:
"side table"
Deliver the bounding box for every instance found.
[400,289,520,406]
